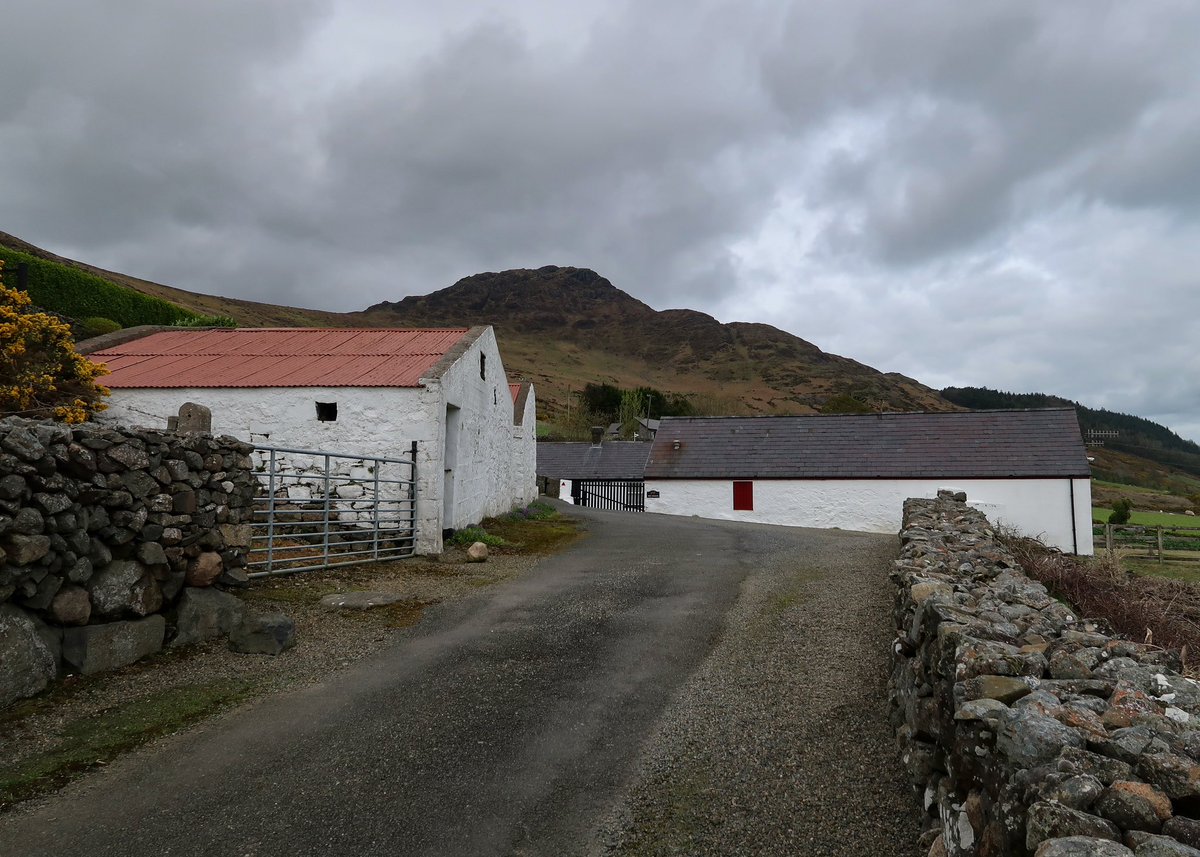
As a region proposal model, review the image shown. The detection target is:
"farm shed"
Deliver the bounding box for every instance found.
[644,409,1094,554]
[536,439,651,511]
[87,326,536,554]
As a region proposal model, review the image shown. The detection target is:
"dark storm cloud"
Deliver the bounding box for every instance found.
[2,1,1199,437]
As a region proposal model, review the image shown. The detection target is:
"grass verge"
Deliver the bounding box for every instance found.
[0,679,253,810]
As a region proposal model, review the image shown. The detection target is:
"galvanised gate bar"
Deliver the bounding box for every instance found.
[248,443,417,576]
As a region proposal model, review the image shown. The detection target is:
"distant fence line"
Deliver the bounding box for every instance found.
[1095,522,1200,562]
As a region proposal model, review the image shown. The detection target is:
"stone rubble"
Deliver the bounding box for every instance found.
[892,491,1200,857]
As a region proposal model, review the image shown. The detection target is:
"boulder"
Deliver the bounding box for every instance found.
[229,614,295,655]
[50,584,91,626]
[1123,833,1200,857]
[5,533,51,565]
[87,559,163,618]
[171,587,246,647]
[1096,781,1172,833]
[319,591,405,611]
[466,542,489,563]
[61,616,165,675]
[1026,802,1121,850]
[185,551,224,587]
[0,603,58,708]
[998,710,1086,768]
[1035,838,1133,857]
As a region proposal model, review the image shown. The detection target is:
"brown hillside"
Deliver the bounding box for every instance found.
[355,265,953,417]
[0,232,952,418]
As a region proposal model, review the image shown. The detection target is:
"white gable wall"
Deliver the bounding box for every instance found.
[644,477,1094,555]
[428,327,535,535]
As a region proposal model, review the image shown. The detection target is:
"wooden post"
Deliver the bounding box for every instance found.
[1158,526,1164,564]
[1106,523,1113,553]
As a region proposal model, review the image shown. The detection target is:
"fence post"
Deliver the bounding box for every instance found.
[1158,526,1164,564]
[1106,523,1113,553]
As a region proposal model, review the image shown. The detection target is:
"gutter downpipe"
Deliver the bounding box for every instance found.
[1068,478,1079,555]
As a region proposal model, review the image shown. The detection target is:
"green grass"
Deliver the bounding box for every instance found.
[0,246,198,328]
[1092,508,1200,527]
[1123,556,1200,584]
[1093,479,1173,495]
[0,679,253,809]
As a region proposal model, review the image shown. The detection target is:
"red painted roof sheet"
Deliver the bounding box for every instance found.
[91,328,472,388]
[509,383,521,402]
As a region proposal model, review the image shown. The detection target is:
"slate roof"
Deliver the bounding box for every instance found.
[536,442,652,480]
[644,410,1090,480]
[90,328,474,388]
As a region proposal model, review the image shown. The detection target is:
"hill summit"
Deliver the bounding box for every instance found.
[359,265,951,416]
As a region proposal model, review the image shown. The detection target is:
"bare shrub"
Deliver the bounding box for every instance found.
[1003,534,1200,656]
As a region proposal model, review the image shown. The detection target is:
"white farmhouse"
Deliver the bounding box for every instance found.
[644,409,1094,555]
[87,326,536,553]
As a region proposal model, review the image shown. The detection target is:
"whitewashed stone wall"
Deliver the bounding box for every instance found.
[643,477,1094,555]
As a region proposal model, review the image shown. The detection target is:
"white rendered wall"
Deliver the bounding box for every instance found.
[644,478,1094,555]
[428,327,536,538]
[99,385,445,551]
[558,479,575,504]
[509,386,538,508]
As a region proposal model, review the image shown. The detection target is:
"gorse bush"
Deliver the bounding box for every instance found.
[0,246,197,328]
[0,261,109,423]
[1109,497,1134,525]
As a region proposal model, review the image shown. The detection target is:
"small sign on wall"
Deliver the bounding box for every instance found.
[647,489,660,498]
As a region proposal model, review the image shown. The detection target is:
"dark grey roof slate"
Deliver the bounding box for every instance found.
[536,442,651,480]
[643,409,1090,480]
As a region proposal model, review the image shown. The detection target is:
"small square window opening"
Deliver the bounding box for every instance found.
[316,402,338,422]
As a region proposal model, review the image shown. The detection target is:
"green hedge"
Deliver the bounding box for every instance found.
[0,246,197,327]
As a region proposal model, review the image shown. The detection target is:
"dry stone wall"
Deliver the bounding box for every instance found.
[892,491,1200,857]
[0,417,258,708]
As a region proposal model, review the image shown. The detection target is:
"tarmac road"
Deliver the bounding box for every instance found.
[0,505,921,857]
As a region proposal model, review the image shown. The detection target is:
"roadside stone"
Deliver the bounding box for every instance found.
[1164,819,1200,851]
[217,567,250,589]
[136,541,169,568]
[50,584,91,625]
[0,603,58,707]
[1096,781,1173,833]
[962,674,1035,704]
[1027,802,1122,850]
[104,443,150,470]
[185,551,224,587]
[1044,775,1106,811]
[319,591,406,611]
[1138,753,1200,800]
[5,533,50,565]
[467,542,489,562]
[1125,833,1200,856]
[998,710,1086,768]
[1035,838,1133,857]
[171,587,247,647]
[228,613,295,655]
[87,559,162,618]
[61,616,165,675]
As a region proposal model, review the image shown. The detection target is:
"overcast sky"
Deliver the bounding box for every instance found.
[3,1,1198,439]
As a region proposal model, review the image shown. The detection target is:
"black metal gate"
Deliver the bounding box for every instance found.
[573,479,644,512]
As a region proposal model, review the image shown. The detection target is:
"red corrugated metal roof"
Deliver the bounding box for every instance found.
[91,328,472,388]
[509,383,521,402]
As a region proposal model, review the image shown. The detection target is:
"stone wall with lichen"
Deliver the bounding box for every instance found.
[892,490,1200,857]
[0,416,258,708]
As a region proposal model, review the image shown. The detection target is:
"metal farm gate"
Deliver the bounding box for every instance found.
[572,478,645,512]
[248,443,417,577]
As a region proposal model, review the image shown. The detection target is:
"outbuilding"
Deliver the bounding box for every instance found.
[536,438,651,511]
[643,409,1093,554]
[87,326,536,553]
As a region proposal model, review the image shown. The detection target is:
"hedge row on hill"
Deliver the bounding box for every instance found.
[0,246,197,328]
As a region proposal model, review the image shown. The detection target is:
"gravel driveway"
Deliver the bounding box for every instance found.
[1,505,920,857]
